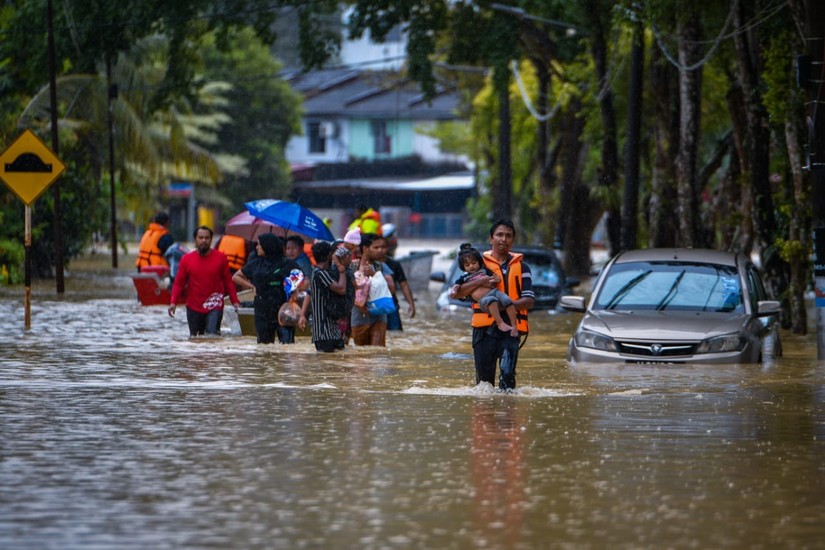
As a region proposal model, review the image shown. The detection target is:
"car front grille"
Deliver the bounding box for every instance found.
[616,341,698,358]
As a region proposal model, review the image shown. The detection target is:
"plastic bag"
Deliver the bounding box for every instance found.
[367,272,397,315]
[354,271,370,308]
[278,300,302,327]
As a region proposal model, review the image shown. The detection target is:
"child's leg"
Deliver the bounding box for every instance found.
[486,300,513,333]
[504,304,519,336]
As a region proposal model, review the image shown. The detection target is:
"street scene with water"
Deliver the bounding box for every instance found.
[1,248,823,548]
[3,1,825,548]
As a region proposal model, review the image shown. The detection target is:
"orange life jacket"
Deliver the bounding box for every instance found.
[303,242,316,266]
[216,234,247,272]
[470,251,529,334]
[135,223,170,269]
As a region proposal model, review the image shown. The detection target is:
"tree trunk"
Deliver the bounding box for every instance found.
[559,97,592,277]
[534,58,558,246]
[785,118,809,334]
[724,79,753,256]
[621,20,644,251]
[717,150,743,251]
[586,0,621,257]
[697,131,732,248]
[675,11,703,248]
[732,0,789,319]
[648,40,679,248]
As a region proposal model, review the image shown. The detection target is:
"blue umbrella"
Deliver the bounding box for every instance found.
[244,199,334,241]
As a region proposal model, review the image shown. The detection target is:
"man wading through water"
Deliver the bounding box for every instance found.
[452,219,534,390]
[169,226,240,337]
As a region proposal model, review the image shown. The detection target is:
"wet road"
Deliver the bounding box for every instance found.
[1,268,824,549]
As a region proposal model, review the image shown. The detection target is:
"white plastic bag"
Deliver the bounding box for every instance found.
[367,272,396,315]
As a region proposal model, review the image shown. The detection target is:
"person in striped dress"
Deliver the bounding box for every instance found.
[300,241,348,352]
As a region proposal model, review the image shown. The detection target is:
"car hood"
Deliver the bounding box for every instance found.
[582,310,749,340]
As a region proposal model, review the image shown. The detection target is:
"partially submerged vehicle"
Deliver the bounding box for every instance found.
[560,248,782,364]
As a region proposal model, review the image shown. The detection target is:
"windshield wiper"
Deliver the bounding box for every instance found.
[656,270,686,310]
[604,270,652,310]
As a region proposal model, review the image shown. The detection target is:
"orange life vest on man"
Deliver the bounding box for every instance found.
[216,234,247,272]
[135,222,170,269]
[470,250,529,334]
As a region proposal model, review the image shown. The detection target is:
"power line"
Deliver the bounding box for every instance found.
[649,0,790,72]
[650,6,734,72]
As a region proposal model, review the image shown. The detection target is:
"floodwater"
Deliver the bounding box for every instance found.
[1,265,824,549]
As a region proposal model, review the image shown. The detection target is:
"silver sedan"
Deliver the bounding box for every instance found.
[561,248,783,364]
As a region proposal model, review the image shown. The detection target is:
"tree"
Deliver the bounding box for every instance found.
[582,0,622,256]
[763,29,810,334]
[620,15,644,251]
[1,0,339,278]
[198,28,303,211]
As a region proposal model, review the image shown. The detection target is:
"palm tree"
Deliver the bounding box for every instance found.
[18,34,233,252]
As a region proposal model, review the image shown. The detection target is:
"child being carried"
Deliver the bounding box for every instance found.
[448,243,519,337]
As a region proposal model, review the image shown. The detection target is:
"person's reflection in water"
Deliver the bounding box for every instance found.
[470,399,526,546]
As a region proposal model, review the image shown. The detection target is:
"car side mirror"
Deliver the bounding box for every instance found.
[560,295,586,313]
[756,300,781,316]
[430,271,446,283]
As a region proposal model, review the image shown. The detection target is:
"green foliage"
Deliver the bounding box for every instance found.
[762,32,797,123]
[0,138,108,279]
[775,237,809,264]
[0,236,24,285]
[197,28,303,210]
[349,0,449,98]
[296,0,343,70]
[0,0,319,280]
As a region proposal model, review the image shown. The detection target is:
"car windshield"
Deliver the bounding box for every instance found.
[524,254,561,288]
[593,261,743,312]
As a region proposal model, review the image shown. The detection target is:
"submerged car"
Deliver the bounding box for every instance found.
[560,248,782,364]
[430,245,579,311]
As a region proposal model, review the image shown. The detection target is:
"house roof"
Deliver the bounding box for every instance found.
[293,171,475,192]
[283,68,461,121]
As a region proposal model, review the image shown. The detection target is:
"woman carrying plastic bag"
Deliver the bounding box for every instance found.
[350,233,395,346]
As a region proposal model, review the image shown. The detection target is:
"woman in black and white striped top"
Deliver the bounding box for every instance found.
[300,241,348,352]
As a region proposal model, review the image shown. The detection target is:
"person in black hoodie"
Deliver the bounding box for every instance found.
[232,233,302,344]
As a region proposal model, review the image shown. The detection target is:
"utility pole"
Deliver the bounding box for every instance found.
[107,56,118,269]
[803,0,825,358]
[47,0,64,293]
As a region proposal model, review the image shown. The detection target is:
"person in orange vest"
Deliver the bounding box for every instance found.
[214,232,249,274]
[450,219,535,391]
[348,204,382,236]
[135,212,173,272]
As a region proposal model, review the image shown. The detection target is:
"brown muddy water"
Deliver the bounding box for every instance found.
[1,260,824,549]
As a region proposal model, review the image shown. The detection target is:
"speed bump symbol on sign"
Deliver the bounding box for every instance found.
[0,129,66,205]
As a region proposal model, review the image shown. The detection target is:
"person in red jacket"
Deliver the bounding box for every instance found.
[168,226,240,337]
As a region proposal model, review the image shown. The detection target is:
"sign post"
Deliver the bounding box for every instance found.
[0,129,67,329]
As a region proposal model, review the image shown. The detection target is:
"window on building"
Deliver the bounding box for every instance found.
[371,120,391,154]
[307,121,325,154]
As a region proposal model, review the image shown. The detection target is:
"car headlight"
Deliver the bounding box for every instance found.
[574,329,617,351]
[696,333,745,353]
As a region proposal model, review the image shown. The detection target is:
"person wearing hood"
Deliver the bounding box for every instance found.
[232,233,303,344]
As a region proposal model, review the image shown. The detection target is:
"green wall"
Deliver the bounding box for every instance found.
[348,119,413,160]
